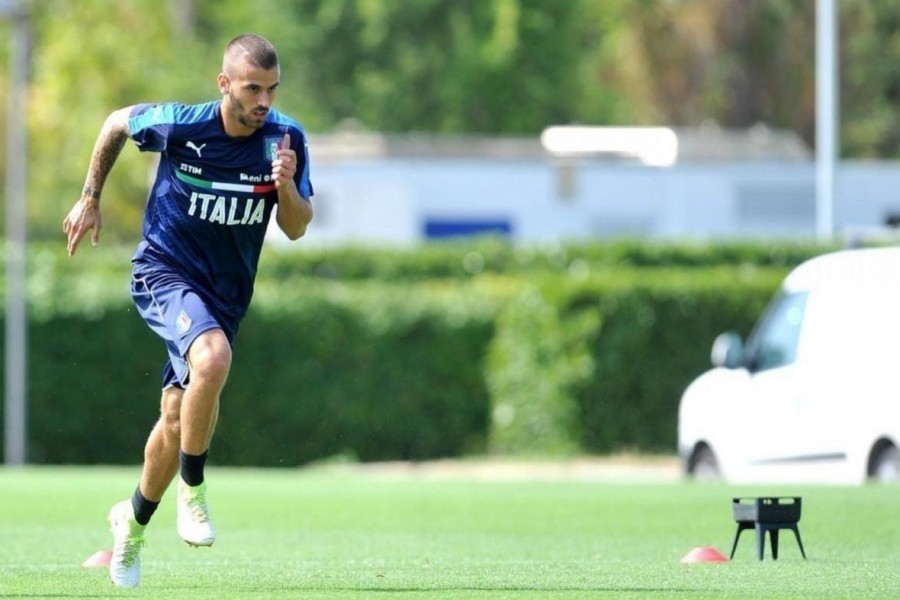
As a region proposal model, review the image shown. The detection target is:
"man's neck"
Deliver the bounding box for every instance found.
[219,102,255,138]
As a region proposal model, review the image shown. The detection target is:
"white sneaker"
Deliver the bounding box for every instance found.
[177,479,216,547]
[107,500,145,588]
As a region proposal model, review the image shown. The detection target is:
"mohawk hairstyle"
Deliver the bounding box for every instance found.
[224,34,279,71]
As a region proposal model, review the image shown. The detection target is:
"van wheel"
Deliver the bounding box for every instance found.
[689,445,721,481]
[870,446,900,483]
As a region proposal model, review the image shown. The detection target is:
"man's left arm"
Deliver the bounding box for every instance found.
[272,132,313,240]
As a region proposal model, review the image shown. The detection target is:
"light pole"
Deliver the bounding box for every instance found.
[3,0,29,466]
[816,0,838,240]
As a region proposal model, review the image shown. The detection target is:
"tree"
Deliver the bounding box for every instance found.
[615,0,815,137]
[28,0,216,239]
[12,0,900,240]
[841,0,900,158]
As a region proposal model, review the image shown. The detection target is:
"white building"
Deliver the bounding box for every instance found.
[272,125,900,247]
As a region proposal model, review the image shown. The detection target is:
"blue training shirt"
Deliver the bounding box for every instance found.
[127,101,313,321]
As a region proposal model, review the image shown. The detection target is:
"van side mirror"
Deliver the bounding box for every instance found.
[711,332,744,369]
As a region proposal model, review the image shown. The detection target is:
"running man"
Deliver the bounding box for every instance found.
[62,34,313,588]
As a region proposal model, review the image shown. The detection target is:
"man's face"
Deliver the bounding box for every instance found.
[219,59,280,133]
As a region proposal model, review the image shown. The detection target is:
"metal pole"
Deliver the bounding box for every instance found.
[816,0,837,240]
[4,1,28,466]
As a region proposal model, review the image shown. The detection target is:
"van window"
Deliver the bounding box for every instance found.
[744,291,808,371]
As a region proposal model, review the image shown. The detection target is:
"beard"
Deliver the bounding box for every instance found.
[227,92,268,130]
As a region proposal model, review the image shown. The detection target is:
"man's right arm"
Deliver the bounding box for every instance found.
[63,106,133,256]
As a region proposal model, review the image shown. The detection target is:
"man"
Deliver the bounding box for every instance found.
[62,34,313,588]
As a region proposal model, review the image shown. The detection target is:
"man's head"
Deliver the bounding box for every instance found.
[218,34,281,136]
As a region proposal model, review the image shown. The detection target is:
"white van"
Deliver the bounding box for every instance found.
[678,246,900,484]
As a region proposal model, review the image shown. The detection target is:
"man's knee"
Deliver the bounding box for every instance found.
[188,329,232,385]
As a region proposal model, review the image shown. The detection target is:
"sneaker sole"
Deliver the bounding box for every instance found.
[179,530,215,547]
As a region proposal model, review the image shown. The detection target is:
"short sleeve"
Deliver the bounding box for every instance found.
[128,103,179,153]
[294,129,314,199]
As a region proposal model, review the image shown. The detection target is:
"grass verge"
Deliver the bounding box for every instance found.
[1,465,897,599]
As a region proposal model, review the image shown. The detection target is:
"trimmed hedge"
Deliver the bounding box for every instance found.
[1,241,800,464]
[259,237,832,280]
[574,269,780,452]
[20,278,501,466]
[485,267,784,455]
[487,283,599,456]
[217,280,501,465]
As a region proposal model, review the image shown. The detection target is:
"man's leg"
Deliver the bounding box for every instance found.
[176,328,231,547]
[181,328,230,456]
[139,386,184,502]
[109,387,183,589]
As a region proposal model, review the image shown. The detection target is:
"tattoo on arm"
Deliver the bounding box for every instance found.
[82,109,131,202]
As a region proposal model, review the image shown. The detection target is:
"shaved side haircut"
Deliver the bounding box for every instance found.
[224,34,279,73]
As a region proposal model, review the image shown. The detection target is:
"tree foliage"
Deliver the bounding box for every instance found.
[2,0,899,239]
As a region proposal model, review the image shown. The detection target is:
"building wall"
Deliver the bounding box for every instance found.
[270,158,900,246]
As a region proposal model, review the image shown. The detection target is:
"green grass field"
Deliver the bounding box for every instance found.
[1,465,898,599]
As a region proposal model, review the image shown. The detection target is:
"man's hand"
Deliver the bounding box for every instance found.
[271,131,312,240]
[271,132,297,190]
[63,196,102,256]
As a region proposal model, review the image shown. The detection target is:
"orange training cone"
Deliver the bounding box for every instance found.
[82,549,112,568]
[681,546,729,564]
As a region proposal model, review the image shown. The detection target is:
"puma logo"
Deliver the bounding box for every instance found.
[186,141,207,157]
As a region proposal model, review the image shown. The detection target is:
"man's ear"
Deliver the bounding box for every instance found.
[217,73,229,95]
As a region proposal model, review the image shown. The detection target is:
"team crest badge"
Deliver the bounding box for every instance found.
[264,136,282,161]
[176,310,192,334]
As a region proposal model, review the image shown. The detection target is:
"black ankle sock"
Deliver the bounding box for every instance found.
[180,449,208,486]
[131,486,159,526]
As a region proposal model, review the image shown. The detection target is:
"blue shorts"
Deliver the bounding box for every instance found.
[131,262,238,389]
